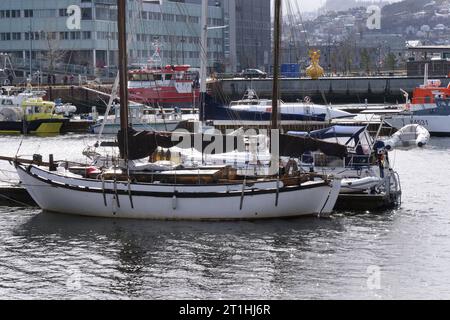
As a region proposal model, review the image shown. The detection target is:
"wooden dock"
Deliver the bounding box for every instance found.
[62,120,95,134]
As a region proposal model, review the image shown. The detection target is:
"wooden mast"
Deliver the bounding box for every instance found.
[271,0,282,131]
[199,0,208,123]
[118,0,129,160]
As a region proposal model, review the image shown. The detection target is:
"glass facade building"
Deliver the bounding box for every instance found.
[0,0,229,77]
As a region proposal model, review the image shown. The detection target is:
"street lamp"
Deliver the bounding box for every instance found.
[180,33,186,65]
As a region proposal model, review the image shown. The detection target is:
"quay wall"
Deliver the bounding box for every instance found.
[25,76,450,110]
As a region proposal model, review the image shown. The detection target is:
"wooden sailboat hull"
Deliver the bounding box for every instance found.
[91,121,180,134]
[17,164,341,220]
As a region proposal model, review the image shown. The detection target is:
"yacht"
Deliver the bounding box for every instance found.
[204,89,354,122]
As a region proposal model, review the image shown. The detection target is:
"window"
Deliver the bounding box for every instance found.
[83,31,91,40]
[59,9,68,17]
[60,32,69,40]
[24,9,33,18]
[0,10,10,18]
[81,8,92,20]
[176,15,186,22]
[0,33,11,41]
[47,32,57,40]
[70,31,81,40]
[163,14,174,21]
[11,10,20,18]
[12,33,21,40]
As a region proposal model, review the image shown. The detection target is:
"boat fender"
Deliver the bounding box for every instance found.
[113,179,120,208]
[101,176,107,207]
[172,193,178,210]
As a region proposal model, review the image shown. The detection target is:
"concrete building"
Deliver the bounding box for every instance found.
[0,0,228,78]
[0,0,272,79]
[149,0,272,72]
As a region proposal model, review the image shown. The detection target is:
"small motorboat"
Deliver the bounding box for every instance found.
[384,124,430,151]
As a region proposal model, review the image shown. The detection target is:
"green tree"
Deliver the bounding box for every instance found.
[360,48,371,75]
[385,52,397,71]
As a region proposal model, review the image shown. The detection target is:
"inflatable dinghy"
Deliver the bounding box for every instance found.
[384,124,430,151]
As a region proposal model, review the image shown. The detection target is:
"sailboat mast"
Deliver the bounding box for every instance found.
[272,0,282,130]
[118,0,129,160]
[199,0,208,122]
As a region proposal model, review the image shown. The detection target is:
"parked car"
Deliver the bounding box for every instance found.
[240,69,267,79]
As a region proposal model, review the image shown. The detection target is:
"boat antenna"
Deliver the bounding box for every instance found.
[199,0,208,123]
[118,0,130,161]
[272,0,282,131]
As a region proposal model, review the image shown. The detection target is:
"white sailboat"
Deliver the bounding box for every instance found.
[13,0,343,220]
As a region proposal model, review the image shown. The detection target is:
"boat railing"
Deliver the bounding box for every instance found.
[301,153,374,169]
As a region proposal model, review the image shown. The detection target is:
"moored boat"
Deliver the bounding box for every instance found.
[0,91,68,134]
[385,78,450,136]
[9,0,343,221]
[384,124,430,150]
[128,43,200,107]
[204,89,354,122]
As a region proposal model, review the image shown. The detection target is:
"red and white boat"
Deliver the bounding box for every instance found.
[386,78,450,136]
[128,44,200,107]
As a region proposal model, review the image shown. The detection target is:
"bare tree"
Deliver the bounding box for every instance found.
[41,32,67,75]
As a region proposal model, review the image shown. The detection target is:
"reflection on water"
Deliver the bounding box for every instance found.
[0,137,450,299]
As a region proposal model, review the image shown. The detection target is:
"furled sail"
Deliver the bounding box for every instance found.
[118,129,247,161]
[119,129,348,161]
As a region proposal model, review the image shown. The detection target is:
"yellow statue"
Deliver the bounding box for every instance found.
[306,49,324,80]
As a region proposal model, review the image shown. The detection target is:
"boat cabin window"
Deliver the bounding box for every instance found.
[425,96,431,103]
[154,74,162,81]
[26,106,40,114]
[1,99,13,105]
[129,74,149,81]
[165,74,173,81]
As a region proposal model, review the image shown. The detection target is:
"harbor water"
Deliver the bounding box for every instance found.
[0,134,450,299]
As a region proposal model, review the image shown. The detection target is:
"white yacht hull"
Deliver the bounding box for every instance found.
[386,115,450,136]
[17,165,341,220]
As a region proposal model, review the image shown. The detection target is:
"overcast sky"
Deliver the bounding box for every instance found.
[292,0,402,12]
[294,0,326,12]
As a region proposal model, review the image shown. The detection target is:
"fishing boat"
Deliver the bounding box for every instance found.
[0,88,68,134]
[128,43,200,108]
[204,88,354,122]
[385,69,450,136]
[11,0,343,220]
